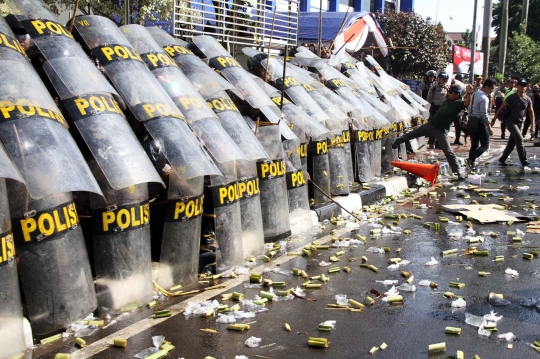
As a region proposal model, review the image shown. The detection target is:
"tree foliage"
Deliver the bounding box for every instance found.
[378,11,451,77]
[492,0,540,46]
[502,31,540,84]
[456,28,472,48]
[40,0,174,26]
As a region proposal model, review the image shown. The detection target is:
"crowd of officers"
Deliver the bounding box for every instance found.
[414,70,538,170]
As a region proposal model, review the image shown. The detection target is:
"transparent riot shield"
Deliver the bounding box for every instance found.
[89,161,152,315]
[72,15,221,180]
[308,135,332,204]
[191,36,274,109]
[0,162,26,357]
[0,56,101,199]
[147,27,239,99]
[9,182,97,334]
[209,161,244,272]
[0,184,25,358]
[327,128,350,196]
[282,131,312,235]
[157,174,204,289]
[206,91,269,162]
[246,119,291,242]
[352,111,375,183]
[37,38,164,190]
[236,162,265,258]
[263,84,330,139]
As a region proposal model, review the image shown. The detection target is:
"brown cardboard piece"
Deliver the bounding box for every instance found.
[443,204,527,224]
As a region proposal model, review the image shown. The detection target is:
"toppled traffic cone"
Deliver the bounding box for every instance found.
[391,161,440,186]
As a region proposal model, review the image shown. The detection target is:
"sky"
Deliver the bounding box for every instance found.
[414,0,497,36]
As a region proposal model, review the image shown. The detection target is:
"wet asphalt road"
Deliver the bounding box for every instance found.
[39,138,540,359]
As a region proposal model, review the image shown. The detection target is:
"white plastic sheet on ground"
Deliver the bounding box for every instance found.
[245,336,262,348]
[424,257,438,266]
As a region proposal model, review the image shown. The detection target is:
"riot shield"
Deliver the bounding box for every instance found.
[191,36,274,109]
[72,15,221,180]
[263,84,330,139]
[206,91,269,162]
[147,27,238,99]
[0,55,101,199]
[351,110,374,183]
[260,57,332,126]
[89,161,152,315]
[0,150,26,357]
[209,161,244,272]
[236,162,265,258]
[157,173,204,289]
[245,119,291,242]
[282,128,312,235]
[34,37,164,190]
[9,182,97,334]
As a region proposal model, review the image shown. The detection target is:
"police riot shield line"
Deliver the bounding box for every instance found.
[89,162,153,314]
[72,16,224,288]
[144,29,268,257]
[256,57,332,204]
[120,25,248,272]
[0,13,103,335]
[7,9,166,314]
[352,111,375,183]
[146,27,240,100]
[0,144,26,358]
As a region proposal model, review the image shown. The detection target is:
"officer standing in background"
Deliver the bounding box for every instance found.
[417,70,437,100]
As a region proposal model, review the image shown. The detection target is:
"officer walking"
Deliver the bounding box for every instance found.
[493,79,535,166]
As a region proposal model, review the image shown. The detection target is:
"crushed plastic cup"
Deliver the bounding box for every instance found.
[517,298,537,307]
[467,173,486,185]
[397,283,416,292]
[497,332,517,342]
[451,298,466,308]
[484,310,503,322]
[465,313,483,327]
[335,294,348,305]
[424,257,438,266]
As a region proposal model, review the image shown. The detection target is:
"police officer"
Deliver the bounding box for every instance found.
[417,70,436,100]
[427,71,450,148]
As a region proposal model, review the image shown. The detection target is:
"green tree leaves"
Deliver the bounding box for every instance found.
[378,11,451,77]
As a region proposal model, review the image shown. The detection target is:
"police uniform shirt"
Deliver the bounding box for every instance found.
[427,84,447,106]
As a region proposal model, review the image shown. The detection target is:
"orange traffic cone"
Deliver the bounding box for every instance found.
[391,161,441,186]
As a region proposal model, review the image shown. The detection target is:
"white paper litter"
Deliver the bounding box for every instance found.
[451,298,467,308]
[319,261,332,267]
[382,227,401,234]
[240,300,269,313]
[216,314,237,323]
[478,320,494,337]
[382,286,399,301]
[387,260,411,271]
[424,257,438,266]
[497,332,517,342]
[319,320,336,328]
[516,228,525,237]
[293,286,305,297]
[235,356,249,359]
[243,283,263,289]
[418,280,431,286]
[376,280,399,286]
[466,228,476,235]
[245,336,262,348]
[505,268,519,276]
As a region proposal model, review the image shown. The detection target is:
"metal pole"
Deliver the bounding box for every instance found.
[318,0,322,56]
[481,0,492,78]
[521,0,529,34]
[498,0,509,75]
[125,0,130,25]
[469,0,479,83]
